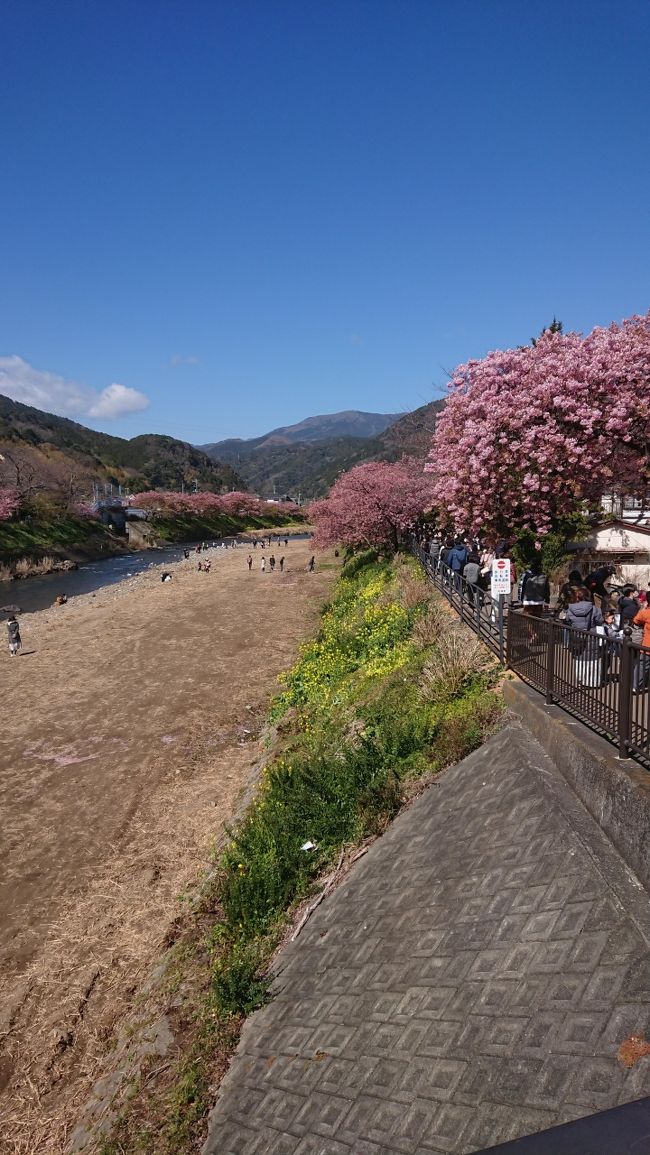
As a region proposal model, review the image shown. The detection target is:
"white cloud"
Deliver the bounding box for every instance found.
[87,383,150,418]
[0,355,150,421]
[169,353,200,367]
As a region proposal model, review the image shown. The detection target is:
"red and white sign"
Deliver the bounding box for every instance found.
[491,558,511,597]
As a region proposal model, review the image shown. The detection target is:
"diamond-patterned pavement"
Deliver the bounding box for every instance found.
[203,725,650,1154]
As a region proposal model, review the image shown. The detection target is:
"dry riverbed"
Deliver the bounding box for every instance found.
[0,539,334,1154]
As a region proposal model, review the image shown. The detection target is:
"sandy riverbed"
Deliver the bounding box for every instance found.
[0,539,333,1153]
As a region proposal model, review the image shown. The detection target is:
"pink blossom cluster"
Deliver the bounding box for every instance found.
[71,501,100,520]
[0,486,21,522]
[129,490,300,520]
[425,313,650,543]
[309,460,436,550]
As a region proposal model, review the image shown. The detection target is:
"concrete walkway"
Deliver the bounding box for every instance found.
[203,725,650,1155]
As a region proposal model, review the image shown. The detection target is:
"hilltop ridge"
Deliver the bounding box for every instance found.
[0,394,243,499]
[200,401,444,498]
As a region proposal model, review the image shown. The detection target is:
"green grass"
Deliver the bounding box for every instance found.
[0,510,306,567]
[150,512,306,543]
[0,513,119,564]
[100,550,503,1154]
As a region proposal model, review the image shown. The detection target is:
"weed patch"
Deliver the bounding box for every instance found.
[100,550,503,1152]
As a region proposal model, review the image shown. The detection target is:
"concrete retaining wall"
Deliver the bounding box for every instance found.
[503,678,650,893]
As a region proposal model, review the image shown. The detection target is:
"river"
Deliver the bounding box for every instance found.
[0,532,311,617]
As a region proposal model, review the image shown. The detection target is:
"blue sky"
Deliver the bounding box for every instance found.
[1,0,649,442]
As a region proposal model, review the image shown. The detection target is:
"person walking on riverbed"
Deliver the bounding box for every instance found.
[7,614,21,656]
[247,554,253,571]
[261,556,266,573]
[279,556,285,572]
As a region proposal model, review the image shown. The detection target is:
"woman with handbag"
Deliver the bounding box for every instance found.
[566,587,603,685]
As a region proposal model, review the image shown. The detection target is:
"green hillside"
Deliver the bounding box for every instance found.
[200,400,445,498]
[0,395,243,498]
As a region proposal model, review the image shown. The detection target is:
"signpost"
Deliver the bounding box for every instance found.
[491,557,511,598]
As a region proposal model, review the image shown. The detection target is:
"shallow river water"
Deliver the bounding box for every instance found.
[0,532,310,617]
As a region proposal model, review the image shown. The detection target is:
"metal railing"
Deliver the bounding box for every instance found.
[413,546,507,661]
[507,612,650,765]
[412,540,650,766]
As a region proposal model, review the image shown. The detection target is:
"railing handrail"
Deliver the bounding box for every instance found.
[410,536,650,767]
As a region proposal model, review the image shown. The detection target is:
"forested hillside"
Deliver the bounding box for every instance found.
[201,400,445,498]
[0,395,242,499]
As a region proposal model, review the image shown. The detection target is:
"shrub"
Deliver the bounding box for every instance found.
[421,629,496,703]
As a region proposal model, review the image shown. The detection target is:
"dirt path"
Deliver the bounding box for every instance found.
[0,539,334,1153]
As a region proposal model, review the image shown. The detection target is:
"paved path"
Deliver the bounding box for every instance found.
[203,725,650,1155]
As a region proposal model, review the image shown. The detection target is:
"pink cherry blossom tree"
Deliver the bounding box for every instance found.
[0,487,21,521]
[425,312,650,544]
[71,500,99,520]
[310,460,435,551]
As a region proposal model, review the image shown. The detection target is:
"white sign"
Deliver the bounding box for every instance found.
[491,557,511,597]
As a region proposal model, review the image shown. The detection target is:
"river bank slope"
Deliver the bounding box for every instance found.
[0,510,306,578]
[0,539,334,1154]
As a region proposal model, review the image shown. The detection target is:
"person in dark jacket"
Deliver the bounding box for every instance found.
[447,540,469,589]
[463,551,482,607]
[447,540,469,572]
[584,564,616,607]
[565,587,603,664]
[439,541,452,584]
[520,564,550,616]
[565,588,603,633]
[7,614,21,656]
[618,585,640,627]
[463,552,481,585]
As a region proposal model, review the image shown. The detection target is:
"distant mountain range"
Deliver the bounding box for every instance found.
[0,397,444,507]
[199,410,399,457]
[199,404,444,499]
[0,394,243,500]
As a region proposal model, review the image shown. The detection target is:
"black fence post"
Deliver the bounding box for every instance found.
[498,594,505,664]
[545,618,556,705]
[505,607,513,669]
[619,627,633,759]
[459,575,465,623]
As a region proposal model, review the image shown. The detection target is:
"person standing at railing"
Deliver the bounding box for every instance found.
[599,608,621,685]
[520,563,550,617]
[428,538,441,572]
[479,546,494,590]
[619,585,640,629]
[447,539,469,590]
[566,587,603,635]
[632,602,650,693]
[440,540,452,585]
[565,587,603,684]
[557,570,585,614]
[463,551,482,606]
[585,563,617,611]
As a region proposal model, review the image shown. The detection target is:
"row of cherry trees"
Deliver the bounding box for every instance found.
[0,486,300,525]
[309,312,650,553]
[0,488,102,523]
[129,490,300,520]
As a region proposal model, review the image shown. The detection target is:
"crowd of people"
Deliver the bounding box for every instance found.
[5,532,314,659]
[419,534,520,601]
[417,530,650,693]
